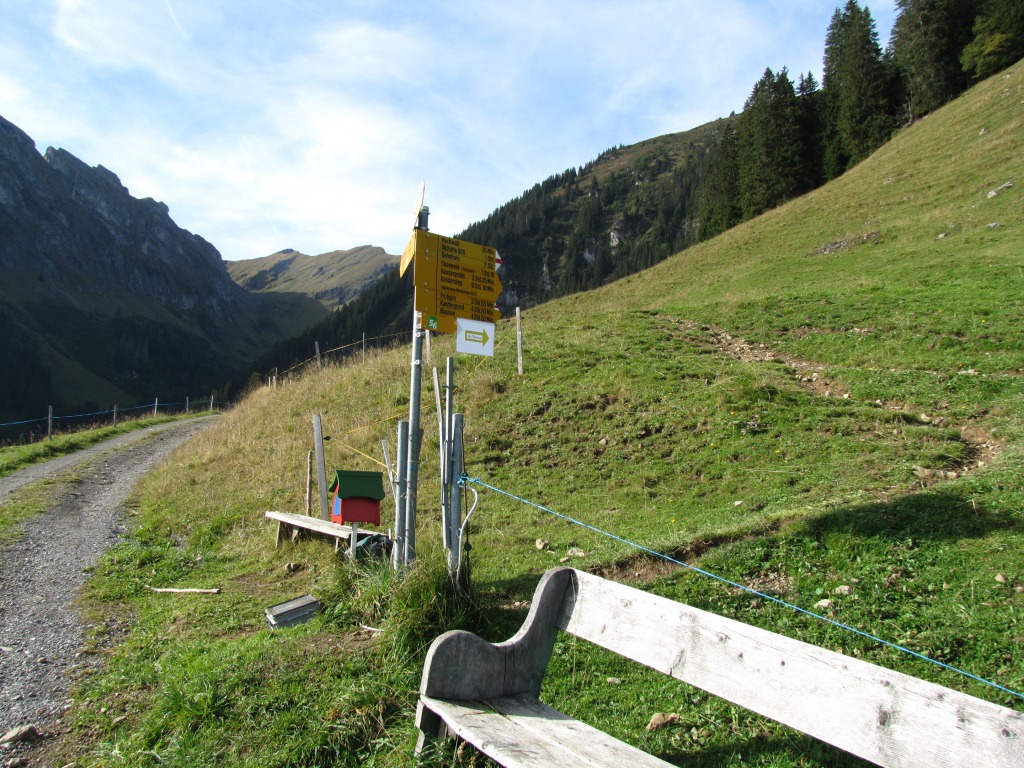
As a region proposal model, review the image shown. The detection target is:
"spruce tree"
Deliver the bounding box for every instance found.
[736,68,803,220]
[891,0,977,119]
[823,1,893,177]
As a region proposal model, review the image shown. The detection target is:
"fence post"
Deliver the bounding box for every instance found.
[313,414,330,520]
[315,341,322,369]
[47,405,53,440]
[113,405,117,426]
[185,396,190,414]
[362,332,366,365]
[153,398,159,417]
[517,306,524,376]
[209,394,214,411]
[305,450,313,516]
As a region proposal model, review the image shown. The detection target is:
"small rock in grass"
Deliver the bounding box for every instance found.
[566,547,586,558]
[647,712,680,732]
[607,677,622,685]
[996,573,1007,584]
[535,539,549,551]
[1,725,39,745]
[834,585,852,596]
[814,599,833,610]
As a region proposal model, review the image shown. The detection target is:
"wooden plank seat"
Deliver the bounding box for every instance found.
[265,509,374,551]
[416,566,1024,767]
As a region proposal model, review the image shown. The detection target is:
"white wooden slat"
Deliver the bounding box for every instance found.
[264,510,355,538]
[421,695,673,768]
[558,568,1024,768]
[488,693,673,767]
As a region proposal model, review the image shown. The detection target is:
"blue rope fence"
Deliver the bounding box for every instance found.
[459,473,1024,703]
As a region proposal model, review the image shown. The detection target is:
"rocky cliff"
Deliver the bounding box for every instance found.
[0,115,326,421]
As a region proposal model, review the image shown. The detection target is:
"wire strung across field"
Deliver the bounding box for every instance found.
[459,473,1024,703]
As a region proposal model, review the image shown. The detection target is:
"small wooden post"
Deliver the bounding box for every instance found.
[362,332,367,365]
[349,521,359,564]
[209,394,214,411]
[153,398,159,417]
[47,405,53,440]
[185,396,190,414]
[315,341,322,369]
[517,306,524,376]
[313,414,330,520]
[112,404,117,426]
[305,450,313,516]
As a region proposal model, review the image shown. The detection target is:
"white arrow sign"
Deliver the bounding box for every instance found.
[456,318,495,357]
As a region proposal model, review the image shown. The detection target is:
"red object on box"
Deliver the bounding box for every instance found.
[332,493,381,525]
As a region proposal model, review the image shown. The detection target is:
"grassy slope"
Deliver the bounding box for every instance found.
[227,247,399,309]
[62,63,1023,767]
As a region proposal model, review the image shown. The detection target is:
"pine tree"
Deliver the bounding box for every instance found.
[697,119,741,240]
[823,1,894,178]
[736,68,804,219]
[891,0,977,119]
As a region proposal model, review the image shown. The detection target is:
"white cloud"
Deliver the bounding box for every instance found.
[3,0,902,260]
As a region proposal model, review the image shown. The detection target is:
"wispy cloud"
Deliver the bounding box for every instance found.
[3,0,899,260]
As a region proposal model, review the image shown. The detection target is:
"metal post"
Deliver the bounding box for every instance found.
[517,307,524,376]
[404,310,425,565]
[393,420,409,569]
[449,413,465,575]
[313,414,330,520]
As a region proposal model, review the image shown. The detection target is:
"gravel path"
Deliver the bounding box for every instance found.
[0,418,214,752]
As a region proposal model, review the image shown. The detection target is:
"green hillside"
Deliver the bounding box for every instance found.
[227,246,398,310]
[58,61,1024,767]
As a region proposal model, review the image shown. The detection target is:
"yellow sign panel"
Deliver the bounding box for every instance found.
[402,230,502,334]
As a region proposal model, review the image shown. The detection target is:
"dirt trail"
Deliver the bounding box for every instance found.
[0,418,214,760]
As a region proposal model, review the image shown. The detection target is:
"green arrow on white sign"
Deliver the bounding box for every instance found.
[456,318,495,357]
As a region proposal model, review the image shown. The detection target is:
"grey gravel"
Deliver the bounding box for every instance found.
[0,419,214,742]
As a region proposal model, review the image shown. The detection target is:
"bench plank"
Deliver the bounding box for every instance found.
[265,510,356,538]
[421,693,673,768]
[557,568,1024,768]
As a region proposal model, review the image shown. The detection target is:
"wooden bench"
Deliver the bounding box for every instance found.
[265,510,373,552]
[416,566,1024,767]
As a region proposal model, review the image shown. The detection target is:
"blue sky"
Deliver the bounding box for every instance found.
[2,1,898,261]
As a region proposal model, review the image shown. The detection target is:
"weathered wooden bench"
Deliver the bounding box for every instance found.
[265,509,372,552]
[416,566,1024,767]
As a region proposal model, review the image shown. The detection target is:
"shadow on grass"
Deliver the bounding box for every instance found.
[798,485,1019,543]
[655,731,873,767]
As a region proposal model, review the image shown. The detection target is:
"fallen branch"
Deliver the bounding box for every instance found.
[144,585,220,594]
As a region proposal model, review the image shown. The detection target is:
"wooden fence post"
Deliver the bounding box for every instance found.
[47,405,53,440]
[153,398,159,417]
[315,341,322,369]
[517,306,524,376]
[113,405,117,425]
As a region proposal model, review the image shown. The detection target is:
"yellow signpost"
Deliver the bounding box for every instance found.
[402,231,502,334]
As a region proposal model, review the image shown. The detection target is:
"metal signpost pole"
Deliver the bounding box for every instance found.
[404,310,423,565]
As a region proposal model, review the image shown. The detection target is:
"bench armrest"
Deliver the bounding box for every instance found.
[420,567,573,700]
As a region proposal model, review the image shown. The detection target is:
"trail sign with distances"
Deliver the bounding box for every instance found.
[456,318,495,357]
[404,231,502,333]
